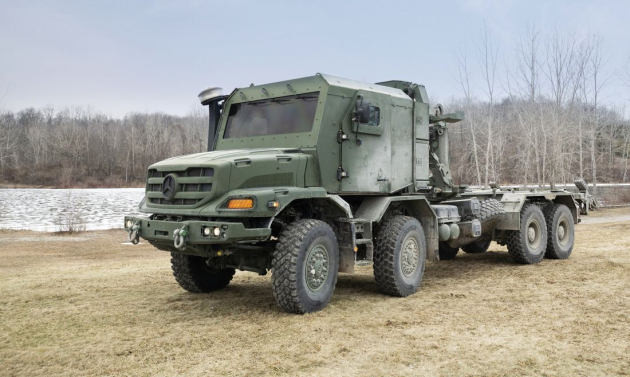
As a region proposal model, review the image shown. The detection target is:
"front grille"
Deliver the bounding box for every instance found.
[146,167,214,206]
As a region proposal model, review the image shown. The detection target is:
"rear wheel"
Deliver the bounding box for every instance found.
[171,253,235,293]
[506,203,547,264]
[271,219,339,314]
[543,204,574,259]
[374,216,426,297]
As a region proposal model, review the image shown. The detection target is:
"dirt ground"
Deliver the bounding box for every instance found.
[1,208,629,377]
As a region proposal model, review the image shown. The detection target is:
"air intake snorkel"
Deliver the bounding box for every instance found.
[198,87,228,151]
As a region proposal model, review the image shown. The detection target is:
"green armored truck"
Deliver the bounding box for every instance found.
[124,74,591,313]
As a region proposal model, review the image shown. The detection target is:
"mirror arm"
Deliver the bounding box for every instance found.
[353,95,364,145]
[353,95,364,125]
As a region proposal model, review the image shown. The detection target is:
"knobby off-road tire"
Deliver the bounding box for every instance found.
[543,204,575,259]
[374,216,426,297]
[271,219,339,314]
[171,253,235,293]
[438,241,459,260]
[506,203,547,264]
[461,198,505,254]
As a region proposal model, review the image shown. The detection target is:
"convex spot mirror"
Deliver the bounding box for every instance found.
[355,98,371,124]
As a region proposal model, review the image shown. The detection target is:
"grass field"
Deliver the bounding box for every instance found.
[1,208,629,376]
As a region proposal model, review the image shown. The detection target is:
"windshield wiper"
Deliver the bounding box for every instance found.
[296,94,318,101]
[248,98,291,106]
[248,99,271,106]
[271,98,291,104]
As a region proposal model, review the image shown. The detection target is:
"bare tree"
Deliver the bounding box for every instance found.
[454,47,483,186]
[0,110,21,174]
[515,23,541,102]
[55,190,86,233]
[622,117,630,182]
[585,36,609,194]
[623,56,630,89]
[476,22,500,185]
[622,57,630,181]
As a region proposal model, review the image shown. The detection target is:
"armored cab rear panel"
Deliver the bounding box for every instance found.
[315,74,430,194]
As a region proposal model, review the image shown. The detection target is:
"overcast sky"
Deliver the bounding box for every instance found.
[1,0,629,116]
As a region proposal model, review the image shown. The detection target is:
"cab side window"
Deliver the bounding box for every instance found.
[368,106,380,126]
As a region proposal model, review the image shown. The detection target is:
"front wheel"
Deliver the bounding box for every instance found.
[374,216,426,297]
[271,219,339,314]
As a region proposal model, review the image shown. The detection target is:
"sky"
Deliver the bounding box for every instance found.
[1,0,629,116]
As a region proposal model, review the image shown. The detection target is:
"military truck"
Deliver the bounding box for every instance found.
[124,74,590,314]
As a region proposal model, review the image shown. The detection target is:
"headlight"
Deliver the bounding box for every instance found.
[203,227,211,236]
[125,220,134,229]
[213,227,221,237]
[267,200,280,210]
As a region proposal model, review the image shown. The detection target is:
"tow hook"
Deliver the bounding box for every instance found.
[173,227,189,251]
[128,223,141,245]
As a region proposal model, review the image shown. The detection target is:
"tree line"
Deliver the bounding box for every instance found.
[446,25,630,194]
[0,26,629,189]
[0,106,208,187]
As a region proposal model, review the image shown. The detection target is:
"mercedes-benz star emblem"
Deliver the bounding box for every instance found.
[162,174,177,201]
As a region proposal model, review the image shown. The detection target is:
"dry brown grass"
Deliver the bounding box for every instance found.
[1,208,630,377]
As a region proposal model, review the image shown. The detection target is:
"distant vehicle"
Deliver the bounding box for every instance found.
[124,74,591,313]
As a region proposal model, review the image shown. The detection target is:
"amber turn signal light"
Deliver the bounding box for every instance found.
[227,198,254,209]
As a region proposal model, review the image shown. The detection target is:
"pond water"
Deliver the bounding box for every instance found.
[0,188,145,232]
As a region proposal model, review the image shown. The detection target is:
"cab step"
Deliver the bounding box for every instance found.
[355,238,372,245]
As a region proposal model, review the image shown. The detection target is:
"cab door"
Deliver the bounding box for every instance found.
[340,91,392,193]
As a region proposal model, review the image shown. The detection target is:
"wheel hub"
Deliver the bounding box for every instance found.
[557,218,570,246]
[305,244,329,291]
[401,237,419,277]
[558,225,565,240]
[526,219,542,250]
[528,227,536,242]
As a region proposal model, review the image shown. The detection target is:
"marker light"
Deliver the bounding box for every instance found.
[227,198,254,209]
[267,200,280,210]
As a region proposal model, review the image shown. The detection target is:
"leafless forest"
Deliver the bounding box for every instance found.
[0,27,629,188]
[0,106,209,187]
[447,26,630,191]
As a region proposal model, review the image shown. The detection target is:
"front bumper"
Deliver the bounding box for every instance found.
[123,216,271,244]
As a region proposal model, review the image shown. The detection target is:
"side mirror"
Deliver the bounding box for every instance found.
[355,98,371,124]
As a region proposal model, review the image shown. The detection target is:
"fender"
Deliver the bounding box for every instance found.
[496,192,580,230]
[355,196,439,261]
[198,187,332,217]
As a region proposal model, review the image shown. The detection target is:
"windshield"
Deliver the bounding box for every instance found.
[223,92,319,139]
